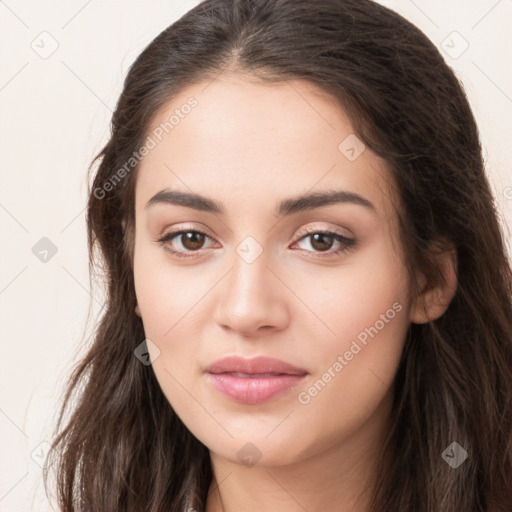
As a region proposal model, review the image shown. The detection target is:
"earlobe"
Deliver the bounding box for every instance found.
[135,304,141,317]
[410,244,458,324]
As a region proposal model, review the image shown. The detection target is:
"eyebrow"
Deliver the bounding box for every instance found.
[145,188,377,217]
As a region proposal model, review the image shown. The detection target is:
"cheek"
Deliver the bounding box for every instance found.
[133,253,202,417]
[300,315,407,439]
[313,235,409,347]
[133,239,203,335]
[132,241,212,387]
[297,239,409,413]
[295,289,409,453]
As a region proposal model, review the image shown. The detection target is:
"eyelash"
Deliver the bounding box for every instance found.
[155,226,356,260]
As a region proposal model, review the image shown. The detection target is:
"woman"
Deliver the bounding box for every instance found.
[44,0,512,510]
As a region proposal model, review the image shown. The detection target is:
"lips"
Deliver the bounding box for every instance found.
[204,356,308,404]
[205,356,308,376]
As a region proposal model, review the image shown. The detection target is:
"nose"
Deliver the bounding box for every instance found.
[213,248,290,337]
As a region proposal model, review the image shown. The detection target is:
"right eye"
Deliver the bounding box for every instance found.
[155,229,217,258]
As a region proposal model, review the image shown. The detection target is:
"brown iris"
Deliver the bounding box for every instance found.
[180,231,206,251]
[308,232,334,252]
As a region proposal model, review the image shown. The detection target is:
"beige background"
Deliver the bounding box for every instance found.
[0,0,511,510]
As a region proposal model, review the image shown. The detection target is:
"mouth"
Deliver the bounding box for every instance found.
[204,356,308,404]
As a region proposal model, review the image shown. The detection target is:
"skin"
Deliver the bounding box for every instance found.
[132,73,457,512]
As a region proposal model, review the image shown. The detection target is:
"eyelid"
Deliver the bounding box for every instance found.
[157,223,352,242]
[155,225,217,247]
[155,223,215,242]
[295,224,353,239]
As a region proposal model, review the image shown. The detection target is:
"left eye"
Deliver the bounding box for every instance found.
[293,230,356,256]
[156,228,356,259]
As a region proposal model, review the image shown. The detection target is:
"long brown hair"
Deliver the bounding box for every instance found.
[44,0,512,510]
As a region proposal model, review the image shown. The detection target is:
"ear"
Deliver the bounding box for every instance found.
[410,241,458,324]
[135,303,141,317]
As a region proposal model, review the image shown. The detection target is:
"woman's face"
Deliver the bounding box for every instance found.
[132,74,414,467]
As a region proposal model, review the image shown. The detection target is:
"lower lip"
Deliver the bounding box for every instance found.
[206,372,307,404]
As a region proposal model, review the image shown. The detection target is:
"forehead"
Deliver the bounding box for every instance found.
[135,74,397,220]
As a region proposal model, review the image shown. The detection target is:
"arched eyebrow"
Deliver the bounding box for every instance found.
[145,188,378,217]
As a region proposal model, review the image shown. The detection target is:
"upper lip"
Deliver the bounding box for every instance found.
[205,356,308,375]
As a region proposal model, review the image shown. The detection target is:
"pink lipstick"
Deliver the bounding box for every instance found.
[205,356,308,404]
